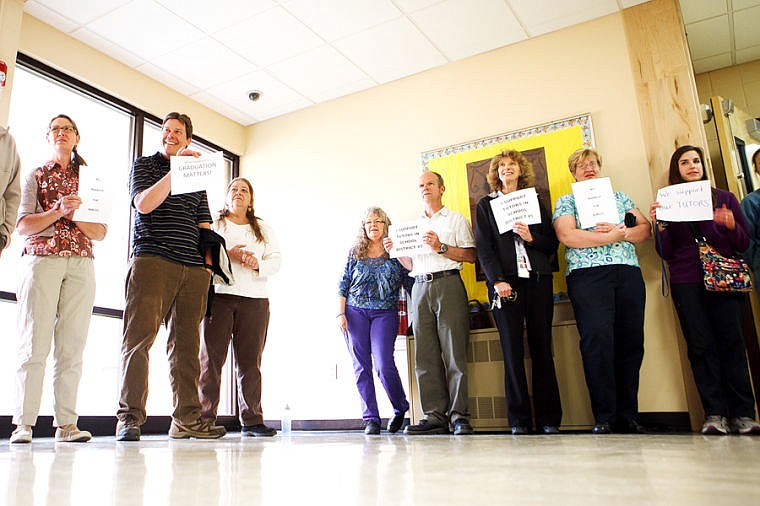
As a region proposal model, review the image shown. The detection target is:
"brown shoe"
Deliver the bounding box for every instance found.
[169,419,226,439]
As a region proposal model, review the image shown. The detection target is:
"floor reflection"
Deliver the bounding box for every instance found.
[2,432,760,505]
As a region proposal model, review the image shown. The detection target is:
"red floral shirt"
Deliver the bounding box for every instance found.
[22,161,93,257]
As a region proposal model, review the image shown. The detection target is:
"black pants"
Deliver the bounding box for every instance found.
[567,265,645,425]
[490,273,562,429]
[670,283,756,418]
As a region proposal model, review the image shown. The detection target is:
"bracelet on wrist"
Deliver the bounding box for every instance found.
[204,263,214,270]
[337,313,345,318]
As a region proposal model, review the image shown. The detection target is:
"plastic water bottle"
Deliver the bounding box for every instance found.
[281,404,292,435]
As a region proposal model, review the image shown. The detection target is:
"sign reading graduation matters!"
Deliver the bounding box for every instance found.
[170,151,224,195]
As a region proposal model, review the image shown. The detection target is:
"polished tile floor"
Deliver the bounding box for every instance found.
[2,431,760,505]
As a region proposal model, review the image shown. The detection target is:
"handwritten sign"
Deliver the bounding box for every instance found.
[655,180,713,222]
[388,220,430,258]
[170,151,223,195]
[489,188,541,234]
[571,177,618,229]
[72,165,112,223]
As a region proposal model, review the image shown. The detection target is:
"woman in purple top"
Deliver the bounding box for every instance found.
[337,207,410,435]
[651,145,760,436]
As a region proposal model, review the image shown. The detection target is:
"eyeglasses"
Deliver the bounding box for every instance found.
[490,291,517,310]
[49,125,76,135]
[576,160,599,170]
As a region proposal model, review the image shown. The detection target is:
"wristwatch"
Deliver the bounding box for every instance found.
[438,243,448,255]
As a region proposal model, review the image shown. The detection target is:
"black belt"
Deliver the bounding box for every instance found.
[414,269,460,283]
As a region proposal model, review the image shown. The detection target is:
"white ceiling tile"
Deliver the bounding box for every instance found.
[678,0,727,23]
[267,45,373,102]
[736,45,760,64]
[189,91,257,125]
[394,0,446,12]
[284,0,401,41]
[307,79,376,103]
[734,0,760,10]
[70,28,145,68]
[509,0,618,37]
[135,62,201,96]
[334,17,446,83]
[691,53,732,74]
[252,97,315,121]
[154,0,275,34]
[29,0,131,25]
[214,6,324,66]
[23,1,81,33]
[204,70,310,118]
[88,0,207,60]
[733,5,760,49]
[685,16,731,59]
[410,0,527,61]
[151,37,257,90]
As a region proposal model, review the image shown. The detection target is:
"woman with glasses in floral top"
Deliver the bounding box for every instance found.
[10,114,107,444]
[338,207,411,435]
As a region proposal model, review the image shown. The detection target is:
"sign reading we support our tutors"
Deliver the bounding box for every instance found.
[655,180,713,222]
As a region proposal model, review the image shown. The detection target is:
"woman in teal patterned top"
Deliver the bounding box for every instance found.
[338,207,411,435]
[552,148,651,435]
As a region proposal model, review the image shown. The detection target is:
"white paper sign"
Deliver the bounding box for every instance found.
[655,180,713,222]
[72,165,113,223]
[170,151,223,195]
[489,188,542,234]
[571,177,619,229]
[388,220,431,258]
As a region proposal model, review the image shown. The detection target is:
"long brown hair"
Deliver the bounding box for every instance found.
[487,150,534,192]
[217,177,264,242]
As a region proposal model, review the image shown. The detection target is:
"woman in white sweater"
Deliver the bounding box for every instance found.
[198,177,281,437]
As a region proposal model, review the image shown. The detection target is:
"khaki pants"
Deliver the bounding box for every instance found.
[14,255,95,427]
[118,255,211,425]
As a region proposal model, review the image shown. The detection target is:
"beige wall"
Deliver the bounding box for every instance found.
[243,11,689,416]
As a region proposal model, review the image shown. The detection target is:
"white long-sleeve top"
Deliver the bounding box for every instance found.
[214,218,281,299]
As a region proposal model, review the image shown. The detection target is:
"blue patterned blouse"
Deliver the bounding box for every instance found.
[552,191,641,275]
[338,254,408,310]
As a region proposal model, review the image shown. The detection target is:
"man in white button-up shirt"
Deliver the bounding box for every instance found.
[384,171,476,435]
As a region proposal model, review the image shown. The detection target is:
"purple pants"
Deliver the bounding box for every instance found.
[344,306,410,423]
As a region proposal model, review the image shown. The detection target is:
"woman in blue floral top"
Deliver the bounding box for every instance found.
[338,207,411,435]
[552,148,650,435]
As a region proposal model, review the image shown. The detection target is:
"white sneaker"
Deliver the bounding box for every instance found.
[10,425,32,444]
[55,424,91,443]
[730,417,760,435]
[701,415,728,435]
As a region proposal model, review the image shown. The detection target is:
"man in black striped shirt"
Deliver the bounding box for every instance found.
[116,112,225,441]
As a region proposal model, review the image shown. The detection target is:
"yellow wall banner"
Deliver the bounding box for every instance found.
[421,114,595,302]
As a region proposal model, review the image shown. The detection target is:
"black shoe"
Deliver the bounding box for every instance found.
[542,425,560,434]
[404,419,449,435]
[614,419,645,434]
[242,424,277,437]
[592,423,611,434]
[387,411,406,433]
[511,426,529,435]
[364,421,381,435]
[452,418,474,435]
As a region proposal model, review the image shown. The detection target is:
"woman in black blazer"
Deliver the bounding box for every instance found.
[474,149,562,435]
